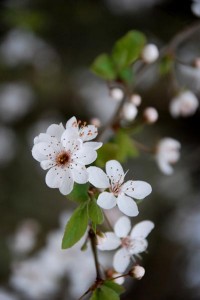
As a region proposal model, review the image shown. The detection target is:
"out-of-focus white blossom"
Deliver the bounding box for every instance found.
[32,117,101,195]
[169,91,199,118]
[0,83,34,123]
[143,107,158,124]
[110,88,124,102]
[122,102,138,121]
[141,44,159,63]
[130,265,145,279]
[90,117,101,128]
[98,216,154,273]
[156,138,181,175]
[191,0,200,17]
[130,94,142,106]
[10,219,39,255]
[88,160,152,217]
[105,0,163,14]
[194,57,200,68]
[0,288,18,300]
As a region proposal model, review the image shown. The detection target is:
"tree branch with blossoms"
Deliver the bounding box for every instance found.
[32,24,200,299]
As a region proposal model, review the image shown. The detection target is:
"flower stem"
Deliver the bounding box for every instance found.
[89,228,102,280]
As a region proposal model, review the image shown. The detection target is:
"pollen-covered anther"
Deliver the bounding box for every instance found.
[56,151,71,166]
[121,237,132,249]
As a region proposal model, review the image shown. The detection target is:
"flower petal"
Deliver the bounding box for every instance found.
[66,116,78,129]
[106,160,125,185]
[97,232,120,251]
[130,221,155,239]
[97,192,117,209]
[87,167,110,189]
[73,147,97,165]
[114,216,131,238]
[45,167,65,188]
[79,125,98,141]
[113,248,130,273]
[59,170,74,195]
[61,128,79,148]
[32,145,46,162]
[157,157,173,175]
[121,180,152,199]
[84,142,102,150]
[117,195,139,217]
[40,160,55,170]
[130,238,148,255]
[71,164,88,184]
[46,123,65,140]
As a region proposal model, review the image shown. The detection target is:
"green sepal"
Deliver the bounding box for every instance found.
[112,30,146,69]
[67,183,89,203]
[91,53,117,80]
[62,203,88,249]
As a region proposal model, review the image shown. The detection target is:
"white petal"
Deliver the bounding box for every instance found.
[97,192,117,209]
[106,160,125,185]
[97,232,120,251]
[157,157,173,175]
[45,167,65,188]
[46,123,65,139]
[79,125,98,141]
[87,167,110,189]
[71,164,88,184]
[130,238,148,255]
[114,216,131,238]
[32,145,46,162]
[40,160,55,170]
[122,180,152,199]
[59,170,74,195]
[66,116,78,128]
[84,142,102,150]
[33,142,60,159]
[73,147,97,165]
[117,195,139,217]
[113,248,130,273]
[61,128,79,148]
[131,220,155,239]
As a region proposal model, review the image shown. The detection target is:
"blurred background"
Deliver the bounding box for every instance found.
[0,0,200,299]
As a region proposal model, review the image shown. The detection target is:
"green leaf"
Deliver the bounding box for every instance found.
[159,54,174,75]
[88,198,104,225]
[62,204,88,249]
[67,183,89,203]
[118,66,134,84]
[114,130,139,162]
[112,30,146,69]
[95,143,119,167]
[103,281,125,295]
[90,286,119,300]
[91,53,117,80]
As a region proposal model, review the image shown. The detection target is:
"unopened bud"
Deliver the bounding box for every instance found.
[130,94,142,106]
[90,117,101,128]
[122,103,138,121]
[143,107,158,124]
[193,57,200,69]
[130,265,145,280]
[142,44,159,64]
[110,88,124,102]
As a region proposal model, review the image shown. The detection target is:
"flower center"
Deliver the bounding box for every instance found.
[56,151,71,166]
[121,237,132,250]
[110,183,121,196]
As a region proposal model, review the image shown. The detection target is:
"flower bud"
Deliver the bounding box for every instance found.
[90,117,101,128]
[130,265,145,280]
[130,94,142,106]
[122,103,138,121]
[110,88,124,102]
[142,44,159,63]
[143,107,158,124]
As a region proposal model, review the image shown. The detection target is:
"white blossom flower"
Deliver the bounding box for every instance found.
[110,87,124,102]
[130,94,142,106]
[130,265,145,279]
[98,216,154,273]
[88,160,152,216]
[32,118,101,195]
[156,138,181,175]
[141,44,159,63]
[143,107,158,124]
[122,103,138,121]
[169,91,199,118]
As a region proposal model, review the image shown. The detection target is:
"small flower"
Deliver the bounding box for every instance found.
[87,160,152,217]
[156,138,181,175]
[32,118,101,195]
[98,216,154,273]
[110,87,124,102]
[141,44,159,63]
[169,91,199,118]
[130,265,145,280]
[143,107,158,124]
[122,103,138,121]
